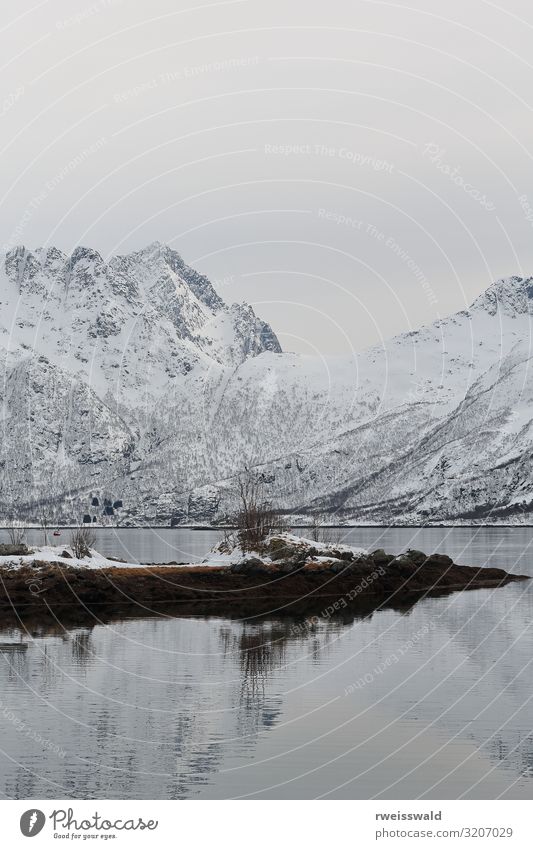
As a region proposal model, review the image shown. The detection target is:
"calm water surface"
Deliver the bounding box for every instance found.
[4,524,533,569]
[1,527,533,799]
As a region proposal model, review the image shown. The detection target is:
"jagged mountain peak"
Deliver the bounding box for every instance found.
[68,245,104,267]
[0,241,282,404]
[226,302,283,356]
[112,242,225,313]
[34,246,68,267]
[5,244,103,270]
[470,275,533,317]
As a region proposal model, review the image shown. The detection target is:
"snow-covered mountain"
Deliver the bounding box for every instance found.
[253,275,533,525]
[0,242,281,521]
[1,243,532,525]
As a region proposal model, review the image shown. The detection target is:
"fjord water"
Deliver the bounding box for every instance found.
[1,527,533,799]
[5,524,533,570]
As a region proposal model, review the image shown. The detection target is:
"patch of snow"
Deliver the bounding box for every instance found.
[0,546,181,571]
[202,532,367,566]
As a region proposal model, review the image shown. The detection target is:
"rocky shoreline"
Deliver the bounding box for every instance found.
[0,539,527,623]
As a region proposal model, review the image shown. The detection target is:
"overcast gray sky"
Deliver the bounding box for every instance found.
[2,0,533,354]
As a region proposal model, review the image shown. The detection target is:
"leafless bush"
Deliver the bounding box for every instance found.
[70,525,97,559]
[308,514,345,545]
[7,521,26,546]
[309,514,324,543]
[321,526,344,546]
[234,469,287,553]
[220,527,234,553]
[40,515,49,546]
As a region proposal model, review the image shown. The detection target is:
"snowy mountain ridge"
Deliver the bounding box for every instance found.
[1,245,532,525]
[1,242,281,406]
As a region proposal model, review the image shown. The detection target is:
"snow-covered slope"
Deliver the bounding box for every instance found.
[1,244,532,525]
[0,242,281,522]
[237,277,533,524]
[0,242,280,409]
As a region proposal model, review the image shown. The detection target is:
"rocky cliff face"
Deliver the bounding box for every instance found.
[1,247,532,526]
[0,243,281,523]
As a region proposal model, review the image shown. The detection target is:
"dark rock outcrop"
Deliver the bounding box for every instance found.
[0,544,28,556]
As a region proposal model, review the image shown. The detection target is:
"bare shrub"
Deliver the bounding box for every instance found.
[219,527,235,554]
[309,514,324,543]
[321,526,344,546]
[7,521,26,546]
[40,515,50,546]
[234,468,287,553]
[308,515,344,546]
[70,525,97,559]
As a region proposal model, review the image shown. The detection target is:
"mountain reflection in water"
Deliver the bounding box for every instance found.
[0,573,532,799]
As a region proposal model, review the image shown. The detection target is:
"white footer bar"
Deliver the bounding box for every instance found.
[1,799,530,848]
